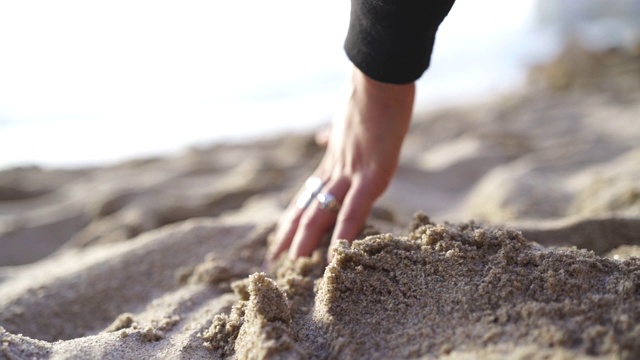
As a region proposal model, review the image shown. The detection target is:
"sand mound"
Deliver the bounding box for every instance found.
[0,219,260,342]
[202,215,639,359]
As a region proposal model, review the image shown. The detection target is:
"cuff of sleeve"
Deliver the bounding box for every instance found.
[344,0,455,84]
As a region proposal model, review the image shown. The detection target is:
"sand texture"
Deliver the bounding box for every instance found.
[1,48,639,359]
[203,216,639,359]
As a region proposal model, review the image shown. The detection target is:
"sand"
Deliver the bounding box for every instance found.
[1,46,639,359]
[202,215,639,359]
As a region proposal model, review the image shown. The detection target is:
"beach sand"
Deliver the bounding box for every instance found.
[1,46,639,359]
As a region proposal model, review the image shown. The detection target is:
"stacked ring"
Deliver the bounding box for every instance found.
[316,192,341,212]
[296,176,324,209]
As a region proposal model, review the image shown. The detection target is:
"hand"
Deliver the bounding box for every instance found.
[268,65,415,262]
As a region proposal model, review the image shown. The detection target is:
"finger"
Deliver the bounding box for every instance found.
[288,177,350,259]
[268,205,303,261]
[328,180,376,261]
[267,176,323,261]
[314,126,331,148]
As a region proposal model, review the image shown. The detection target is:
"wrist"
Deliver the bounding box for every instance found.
[351,65,416,108]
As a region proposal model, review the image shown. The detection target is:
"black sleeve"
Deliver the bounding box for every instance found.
[344,0,456,84]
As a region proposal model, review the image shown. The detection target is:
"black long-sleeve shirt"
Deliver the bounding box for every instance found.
[344,0,456,84]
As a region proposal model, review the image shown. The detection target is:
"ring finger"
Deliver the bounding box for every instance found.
[288,176,351,259]
[268,175,322,259]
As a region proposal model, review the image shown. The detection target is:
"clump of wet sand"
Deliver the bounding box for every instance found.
[203,214,640,359]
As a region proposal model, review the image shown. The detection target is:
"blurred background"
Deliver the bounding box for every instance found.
[0,0,638,170]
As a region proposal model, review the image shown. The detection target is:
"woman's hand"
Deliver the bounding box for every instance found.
[268,66,415,262]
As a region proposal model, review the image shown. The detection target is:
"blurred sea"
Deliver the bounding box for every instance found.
[1,0,629,170]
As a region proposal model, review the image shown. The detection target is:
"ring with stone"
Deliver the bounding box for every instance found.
[316,192,341,212]
[296,176,324,209]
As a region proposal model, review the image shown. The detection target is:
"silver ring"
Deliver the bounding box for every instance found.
[296,176,324,209]
[316,192,341,212]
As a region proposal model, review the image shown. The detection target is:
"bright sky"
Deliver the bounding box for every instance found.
[0,0,544,169]
[0,1,350,121]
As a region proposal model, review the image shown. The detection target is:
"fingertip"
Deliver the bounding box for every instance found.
[268,228,288,261]
[266,244,283,263]
[269,207,305,262]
